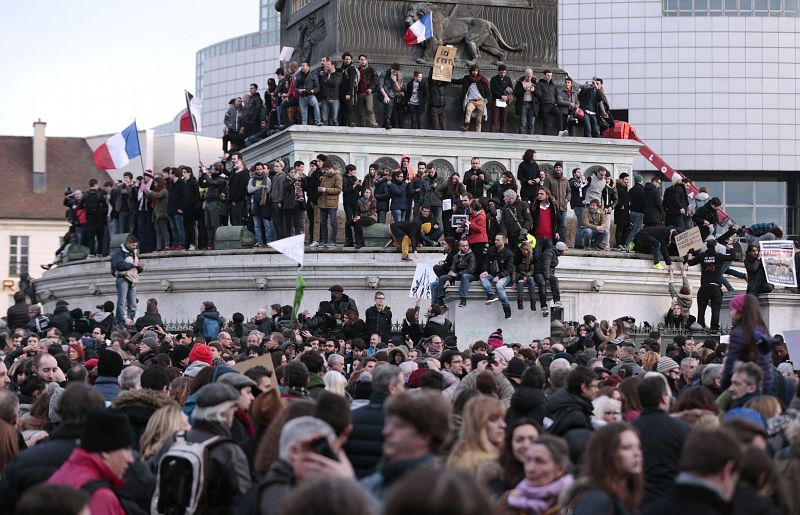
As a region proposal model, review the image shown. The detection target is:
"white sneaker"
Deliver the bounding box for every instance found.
[309,241,320,247]
[553,301,562,308]
[189,245,196,251]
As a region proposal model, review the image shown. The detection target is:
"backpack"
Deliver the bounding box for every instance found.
[203,316,221,340]
[84,189,104,217]
[151,432,226,515]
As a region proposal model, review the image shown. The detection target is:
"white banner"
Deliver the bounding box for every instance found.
[409,262,436,299]
[760,240,797,288]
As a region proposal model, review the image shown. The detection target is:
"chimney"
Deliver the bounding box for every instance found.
[32,119,47,193]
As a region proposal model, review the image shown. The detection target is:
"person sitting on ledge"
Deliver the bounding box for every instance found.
[387,220,432,262]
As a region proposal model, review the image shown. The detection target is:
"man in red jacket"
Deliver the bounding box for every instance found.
[48,408,135,515]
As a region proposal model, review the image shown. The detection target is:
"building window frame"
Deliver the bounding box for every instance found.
[9,236,29,277]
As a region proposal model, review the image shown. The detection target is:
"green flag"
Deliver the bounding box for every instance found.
[292,274,306,321]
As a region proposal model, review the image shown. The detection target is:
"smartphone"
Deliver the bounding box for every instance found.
[309,437,338,461]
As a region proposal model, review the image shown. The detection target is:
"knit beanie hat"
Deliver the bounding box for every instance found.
[724,408,767,428]
[142,336,158,349]
[172,345,192,364]
[729,293,746,313]
[97,349,124,377]
[189,345,214,366]
[656,356,679,374]
[488,329,504,349]
[633,174,644,184]
[493,346,514,368]
[80,408,135,452]
[505,357,526,379]
[407,368,426,389]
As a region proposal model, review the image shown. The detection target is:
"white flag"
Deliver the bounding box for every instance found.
[269,234,305,267]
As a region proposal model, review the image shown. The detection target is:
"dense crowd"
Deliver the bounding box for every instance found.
[223,55,611,146]
[0,284,798,515]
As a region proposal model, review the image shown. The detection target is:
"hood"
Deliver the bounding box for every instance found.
[547,388,592,416]
[111,388,172,411]
[202,309,221,321]
[510,386,547,413]
[644,183,656,191]
[428,313,447,325]
[183,361,210,378]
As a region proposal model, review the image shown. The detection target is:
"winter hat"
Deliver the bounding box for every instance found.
[633,174,644,184]
[97,349,124,377]
[212,365,238,382]
[555,242,568,252]
[56,300,70,307]
[194,383,239,416]
[172,345,192,364]
[729,293,746,313]
[189,345,214,366]
[488,329,504,349]
[777,362,795,377]
[505,357,526,379]
[656,356,679,374]
[444,336,458,350]
[724,408,767,429]
[142,336,158,349]
[84,358,99,370]
[493,346,515,368]
[80,408,135,452]
[95,301,115,312]
[218,372,257,391]
[407,368,426,389]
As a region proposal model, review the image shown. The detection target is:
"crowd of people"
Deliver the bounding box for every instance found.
[223,55,613,148]
[0,283,798,514]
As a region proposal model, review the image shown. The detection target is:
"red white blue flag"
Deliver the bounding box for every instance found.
[404,12,433,46]
[92,121,141,170]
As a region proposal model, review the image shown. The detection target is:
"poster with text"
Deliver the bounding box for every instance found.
[432,46,456,82]
[409,262,436,299]
[675,226,703,257]
[760,240,797,288]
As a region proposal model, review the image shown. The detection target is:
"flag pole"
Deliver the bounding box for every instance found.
[133,118,147,174]
[186,90,203,168]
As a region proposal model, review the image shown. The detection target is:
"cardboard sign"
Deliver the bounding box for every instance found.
[279,46,294,62]
[760,240,798,288]
[432,45,456,82]
[409,262,436,299]
[675,226,703,257]
[232,352,276,376]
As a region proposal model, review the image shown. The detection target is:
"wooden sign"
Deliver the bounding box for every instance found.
[432,45,457,82]
[675,226,703,257]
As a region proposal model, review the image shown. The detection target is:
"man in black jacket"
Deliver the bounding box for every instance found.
[662,177,690,231]
[452,65,490,132]
[490,65,513,132]
[428,67,449,130]
[569,168,588,248]
[480,234,515,319]
[356,54,379,128]
[198,163,227,249]
[365,291,393,343]
[534,241,566,317]
[498,190,533,244]
[339,52,358,127]
[687,239,734,332]
[405,70,428,129]
[344,365,405,478]
[624,174,646,250]
[614,173,631,250]
[167,169,188,250]
[545,366,596,461]
[180,166,200,250]
[535,70,561,135]
[463,157,487,199]
[633,375,692,509]
[305,159,324,245]
[643,176,664,227]
[0,383,105,514]
[693,196,722,240]
[430,239,477,307]
[227,153,250,226]
[318,57,342,126]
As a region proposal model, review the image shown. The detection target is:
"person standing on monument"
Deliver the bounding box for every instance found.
[356,54,379,128]
[318,161,343,247]
[514,69,538,135]
[111,233,144,325]
[296,61,321,126]
[535,70,561,135]
[339,52,358,127]
[490,64,513,133]
[453,65,490,132]
[405,70,428,130]
[379,63,405,129]
[428,68,449,130]
[319,56,342,127]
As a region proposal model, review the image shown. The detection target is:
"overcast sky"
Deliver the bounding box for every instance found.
[0,0,257,137]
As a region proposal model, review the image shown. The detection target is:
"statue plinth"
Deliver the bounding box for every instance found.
[277,0,559,72]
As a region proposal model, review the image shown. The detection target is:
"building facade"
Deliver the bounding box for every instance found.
[559,0,800,234]
[193,0,281,139]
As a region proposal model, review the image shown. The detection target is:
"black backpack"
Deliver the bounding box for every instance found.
[84,189,105,217]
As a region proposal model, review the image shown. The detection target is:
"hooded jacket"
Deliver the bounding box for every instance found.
[193,309,223,339]
[545,388,594,437]
[507,386,547,425]
[47,448,126,515]
[344,390,390,478]
[111,389,173,449]
[643,182,664,225]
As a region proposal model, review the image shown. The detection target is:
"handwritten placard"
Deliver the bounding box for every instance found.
[409,262,436,299]
[432,46,456,82]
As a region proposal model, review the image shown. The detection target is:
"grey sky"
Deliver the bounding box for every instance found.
[0,0,257,136]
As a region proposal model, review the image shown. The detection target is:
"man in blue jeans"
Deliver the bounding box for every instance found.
[296,61,321,126]
[430,239,476,307]
[110,233,143,324]
[624,174,646,251]
[480,234,515,319]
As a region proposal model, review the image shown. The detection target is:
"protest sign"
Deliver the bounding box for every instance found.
[279,46,294,62]
[432,45,456,82]
[760,240,798,287]
[675,226,703,257]
[409,262,436,299]
[784,330,800,371]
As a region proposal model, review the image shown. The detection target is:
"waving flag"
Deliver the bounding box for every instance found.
[180,90,202,132]
[92,121,141,170]
[404,12,433,46]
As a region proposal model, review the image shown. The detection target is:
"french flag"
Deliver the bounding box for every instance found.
[404,12,433,46]
[92,121,141,170]
[180,90,203,132]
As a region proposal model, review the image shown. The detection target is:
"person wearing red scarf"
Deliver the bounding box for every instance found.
[453,65,490,132]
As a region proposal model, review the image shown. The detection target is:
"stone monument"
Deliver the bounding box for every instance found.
[275,0,559,70]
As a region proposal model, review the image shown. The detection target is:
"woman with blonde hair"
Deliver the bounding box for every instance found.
[323,370,349,399]
[139,402,190,461]
[447,396,507,475]
[642,351,660,372]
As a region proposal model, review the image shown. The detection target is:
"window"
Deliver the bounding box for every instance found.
[696,180,786,229]
[9,236,29,276]
[664,0,799,14]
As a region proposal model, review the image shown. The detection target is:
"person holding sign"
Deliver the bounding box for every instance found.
[744,244,774,295]
[686,238,734,333]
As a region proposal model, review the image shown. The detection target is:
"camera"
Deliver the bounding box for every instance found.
[64,187,73,196]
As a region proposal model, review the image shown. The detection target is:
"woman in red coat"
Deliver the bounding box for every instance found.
[466,199,489,274]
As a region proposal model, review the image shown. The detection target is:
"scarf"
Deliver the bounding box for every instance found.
[507,474,574,514]
[235,406,255,438]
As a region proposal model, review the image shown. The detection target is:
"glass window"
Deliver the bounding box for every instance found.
[725,182,754,204]
[725,0,737,8]
[787,0,798,11]
[755,207,785,226]
[710,0,722,7]
[679,0,692,8]
[665,0,678,9]
[754,0,768,9]
[703,181,724,199]
[9,236,29,276]
[696,0,708,8]
[756,182,786,204]
[726,207,754,226]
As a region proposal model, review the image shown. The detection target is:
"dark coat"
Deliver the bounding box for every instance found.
[517,161,541,198]
[485,245,515,279]
[111,389,172,450]
[344,391,389,478]
[404,78,428,107]
[632,408,691,508]
[365,305,393,343]
[629,183,645,213]
[388,179,411,211]
[513,78,539,115]
[545,388,593,437]
[94,376,121,403]
[0,424,81,514]
[498,200,533,242]
[490,74,513,101]
[642,183,663,225]
[639,483,732,515]
[192,309,223,339]
[535,78,558,104]
[167,178,189,216]
[662,183,689,215]
[6,301,30,331]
